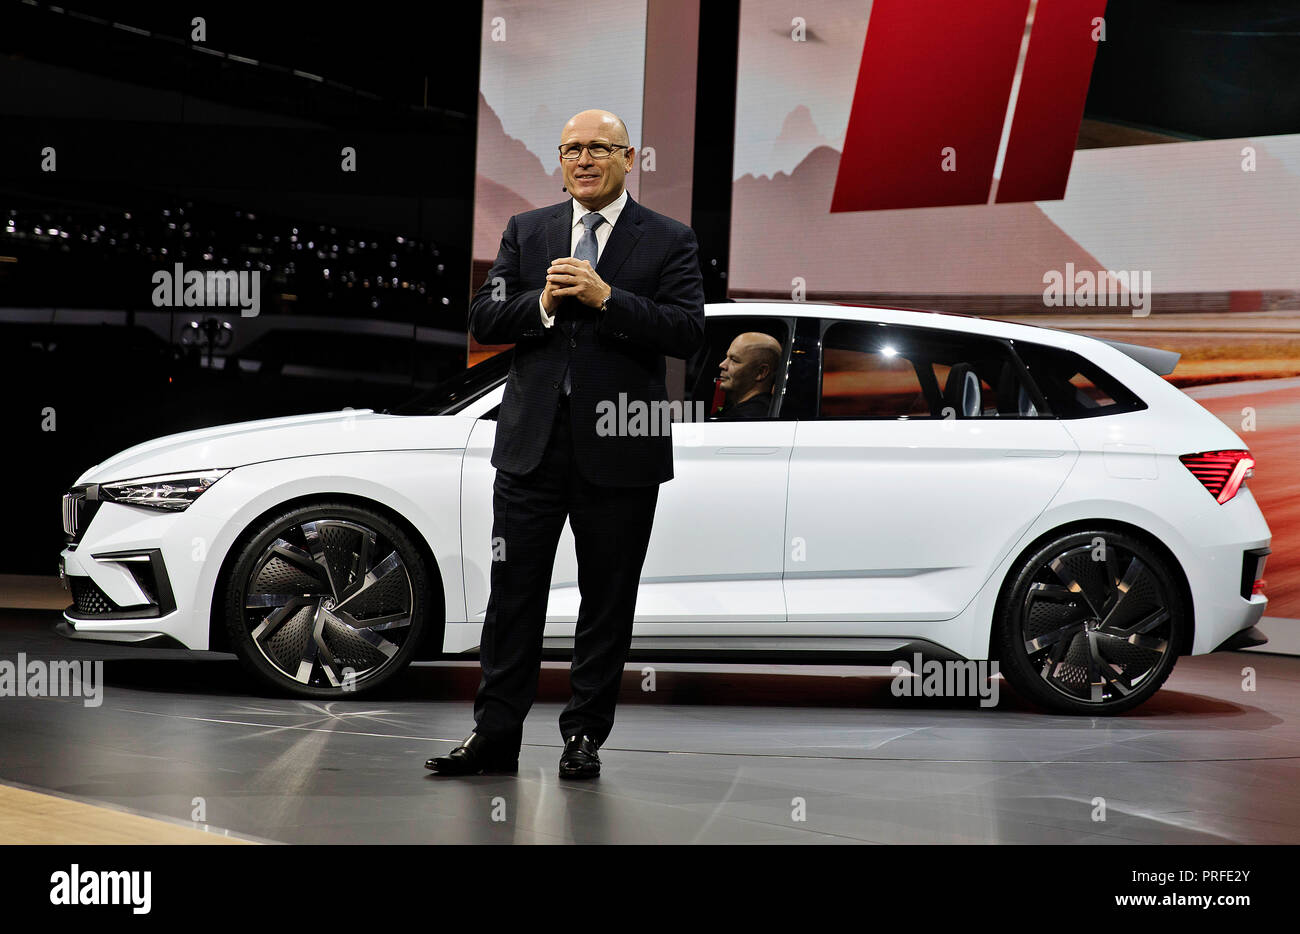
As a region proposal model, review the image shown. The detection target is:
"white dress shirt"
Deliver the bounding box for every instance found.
[539,187,629,327]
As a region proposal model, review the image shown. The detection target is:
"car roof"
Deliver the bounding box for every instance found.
[716,297,1142,352]
[706,301,1180,377]
[709,299,1066,341]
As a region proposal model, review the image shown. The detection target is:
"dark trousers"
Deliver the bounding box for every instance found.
[473,394,659,748]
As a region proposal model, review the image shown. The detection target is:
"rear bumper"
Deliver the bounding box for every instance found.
[1173,488,1272,655]
[1212,624,1268,652]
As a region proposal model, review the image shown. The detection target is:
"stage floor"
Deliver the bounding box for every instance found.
[1,610,1298,844]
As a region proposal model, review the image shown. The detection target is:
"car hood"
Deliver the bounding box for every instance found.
[75,410,475,485]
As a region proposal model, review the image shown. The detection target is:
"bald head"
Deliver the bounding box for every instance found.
[559,109,635,211]
[719,332,782,406]
[563,109,629,146]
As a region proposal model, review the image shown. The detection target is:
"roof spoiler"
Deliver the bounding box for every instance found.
[1097,337,1180,376]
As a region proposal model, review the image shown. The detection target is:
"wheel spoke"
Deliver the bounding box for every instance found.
[1028,582,1074,600]
[348,531,373,600]
[302,522,342,600]
[1096,628,1168,654]
[268,539,320,575]
[250,596,314,642]
[1099,556,1151,629]
[352,626,400,659]
[1047,555,1105,619]
[291,604,326,684]
[247,539,328,598]
[245,592,296,610]
[1038,628,1076,680]
[1102,543,1121,615]
[1086,631,1103,702]
[1089,633,1134,698]
[290,602,351,687]
[334,607,411,633]
[333,550,406,615]
[1101,605,1169,637]
[1024,619,1085,655]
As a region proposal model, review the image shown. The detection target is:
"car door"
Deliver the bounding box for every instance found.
[783,317,1079,626]
[459,314,797,648]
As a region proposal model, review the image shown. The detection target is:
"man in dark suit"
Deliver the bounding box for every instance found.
[427,109,705,778]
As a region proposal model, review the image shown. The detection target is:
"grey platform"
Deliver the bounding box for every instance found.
[1,610,1298,844]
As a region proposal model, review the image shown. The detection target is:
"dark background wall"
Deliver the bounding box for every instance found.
[1084,0,1300,140]
[1,1,486,573]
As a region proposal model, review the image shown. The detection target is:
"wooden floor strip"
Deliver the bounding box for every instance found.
[0,783,256,844]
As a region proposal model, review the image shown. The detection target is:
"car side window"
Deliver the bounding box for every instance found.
[818,321,1034,419]
[683,316,793,420]
[1013,342,1146,417]
[822,343,930,417]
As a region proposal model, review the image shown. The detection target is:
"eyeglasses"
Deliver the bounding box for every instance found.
[558,142,630,161]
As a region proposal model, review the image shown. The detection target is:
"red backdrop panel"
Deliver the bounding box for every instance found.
[996,0,1109,203]
[830,0,1031,213]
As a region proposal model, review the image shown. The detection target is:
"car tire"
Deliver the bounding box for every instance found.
[221,502,429,698]
[994,529,1185,715]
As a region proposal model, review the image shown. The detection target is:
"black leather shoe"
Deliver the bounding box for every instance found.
[558,734,601,779]
[425,732,519,775]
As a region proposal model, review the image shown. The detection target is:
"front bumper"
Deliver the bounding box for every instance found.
[53,620,187,649]
[57,494,210,649]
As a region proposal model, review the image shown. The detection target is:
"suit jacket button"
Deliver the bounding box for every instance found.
[552,380,559,389]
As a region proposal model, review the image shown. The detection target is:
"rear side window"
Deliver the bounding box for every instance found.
[1014,342,1146,418]
[818,321,1035,419]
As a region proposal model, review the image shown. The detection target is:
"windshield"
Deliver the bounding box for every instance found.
[386,349,512,415]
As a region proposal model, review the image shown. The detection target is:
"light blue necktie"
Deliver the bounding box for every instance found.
[575,212,606,266]
[562,212,606,396]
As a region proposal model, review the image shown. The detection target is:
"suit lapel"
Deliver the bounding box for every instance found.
[546,200,573,269]
[596,194,643,284]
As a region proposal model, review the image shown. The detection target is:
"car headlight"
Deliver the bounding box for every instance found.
[100,470,230,512]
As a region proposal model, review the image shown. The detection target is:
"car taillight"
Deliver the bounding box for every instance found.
[1180,450,1254,504]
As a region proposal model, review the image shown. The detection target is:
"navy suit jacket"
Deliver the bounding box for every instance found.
[469,193,706,486]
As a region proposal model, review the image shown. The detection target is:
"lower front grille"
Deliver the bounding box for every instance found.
[64,550,177,621]
[69,576,120,616]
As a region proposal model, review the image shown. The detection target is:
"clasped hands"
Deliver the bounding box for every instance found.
[541,257,612,316]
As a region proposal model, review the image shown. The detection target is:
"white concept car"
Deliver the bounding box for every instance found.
[58,302,1272,713]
